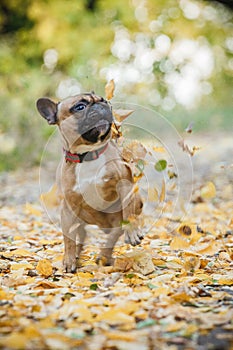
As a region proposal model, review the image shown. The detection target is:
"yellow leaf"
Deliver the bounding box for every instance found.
[153,146,166,153]
[10,263,34,270]
[5,249,32,258]
[104,332,135,341]
[73,305,93,322]
[184,324,198,336]
[148,187,159,202]
[133,173,144,183]
[195,241,220,255]
[201,181,216,199]
[35,280,59,289]
[25,203,42,216]
[111,122,122,139]
[96,308,135,324]
[40,183,59,208]
[113,109,134,122]
[217,277,233,286]
[159,179,166,202]
[105,79,115,100]
[183,256,201,272]
[170,236,190,250]
[152,286,169,298]
[39,238,61,246]
[165,321,186,332]
[36,259,53,277]
[0,333,28,349]
[178,223,202,245]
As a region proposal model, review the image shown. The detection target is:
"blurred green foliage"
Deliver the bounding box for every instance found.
[0,0,232,170]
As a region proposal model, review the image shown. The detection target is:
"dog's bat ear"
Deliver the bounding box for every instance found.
[36,98,58,125]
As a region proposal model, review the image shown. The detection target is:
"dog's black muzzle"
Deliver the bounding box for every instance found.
[79,103,113,143]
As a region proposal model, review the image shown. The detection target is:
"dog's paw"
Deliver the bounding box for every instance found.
[96,255,114,266]
[124,230,144,246]
[63,255,77,273]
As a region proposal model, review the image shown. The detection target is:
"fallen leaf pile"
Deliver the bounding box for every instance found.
[0,163,233,350]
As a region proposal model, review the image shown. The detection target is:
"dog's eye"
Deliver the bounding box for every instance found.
[72,103,86,112]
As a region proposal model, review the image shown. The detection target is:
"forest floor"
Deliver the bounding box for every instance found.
[0,133,232,350]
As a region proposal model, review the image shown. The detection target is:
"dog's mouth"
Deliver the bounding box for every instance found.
[81,119,112,143]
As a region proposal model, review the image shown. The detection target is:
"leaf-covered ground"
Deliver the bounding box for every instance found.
[0,134,232,350]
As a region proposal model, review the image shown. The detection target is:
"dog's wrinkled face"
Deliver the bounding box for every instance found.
[36,93,113,152]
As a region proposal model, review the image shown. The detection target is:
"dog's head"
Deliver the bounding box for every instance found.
[36,93,113,153]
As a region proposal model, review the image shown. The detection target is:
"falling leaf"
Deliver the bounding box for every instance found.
[185,121,194,133]
[136,159,145,174]
[111,122,122,139]
[159,179,166,202]
[36,259,53,277]
[122,141,147,162]
[148,186,159,202]
[154,159,167,172]
[153,146,166,153]
[105,79,115,100]
[168,170,177,179]
[25,203,42,216]
[177,139,201,156]
[200,181,216,199]
[40,183,59,208]
[113,109,134,122]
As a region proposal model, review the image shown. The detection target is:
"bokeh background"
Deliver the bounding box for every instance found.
[0,0,232,170]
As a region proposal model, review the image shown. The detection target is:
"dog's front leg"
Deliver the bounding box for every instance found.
[61,202,85,273]
[120,182,144,246]
[97,227,123,266]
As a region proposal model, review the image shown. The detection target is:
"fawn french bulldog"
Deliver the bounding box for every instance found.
[36,92,143,272]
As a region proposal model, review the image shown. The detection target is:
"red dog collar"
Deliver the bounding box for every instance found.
[64,143,108,163]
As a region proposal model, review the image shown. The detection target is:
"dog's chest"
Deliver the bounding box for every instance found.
[73,155,111,210]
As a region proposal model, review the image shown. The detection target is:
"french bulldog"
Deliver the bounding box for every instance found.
[36,92,143,272]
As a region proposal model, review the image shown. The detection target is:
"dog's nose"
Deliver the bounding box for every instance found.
[92,103,112,121]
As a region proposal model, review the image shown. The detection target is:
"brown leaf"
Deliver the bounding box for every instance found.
[185,121,194,133]
[178,139,201,156]
[113,109,134,123]
[122,141,147,162]
[111,123,122,139]
[105,79,115,100]
[114,256,134,272]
